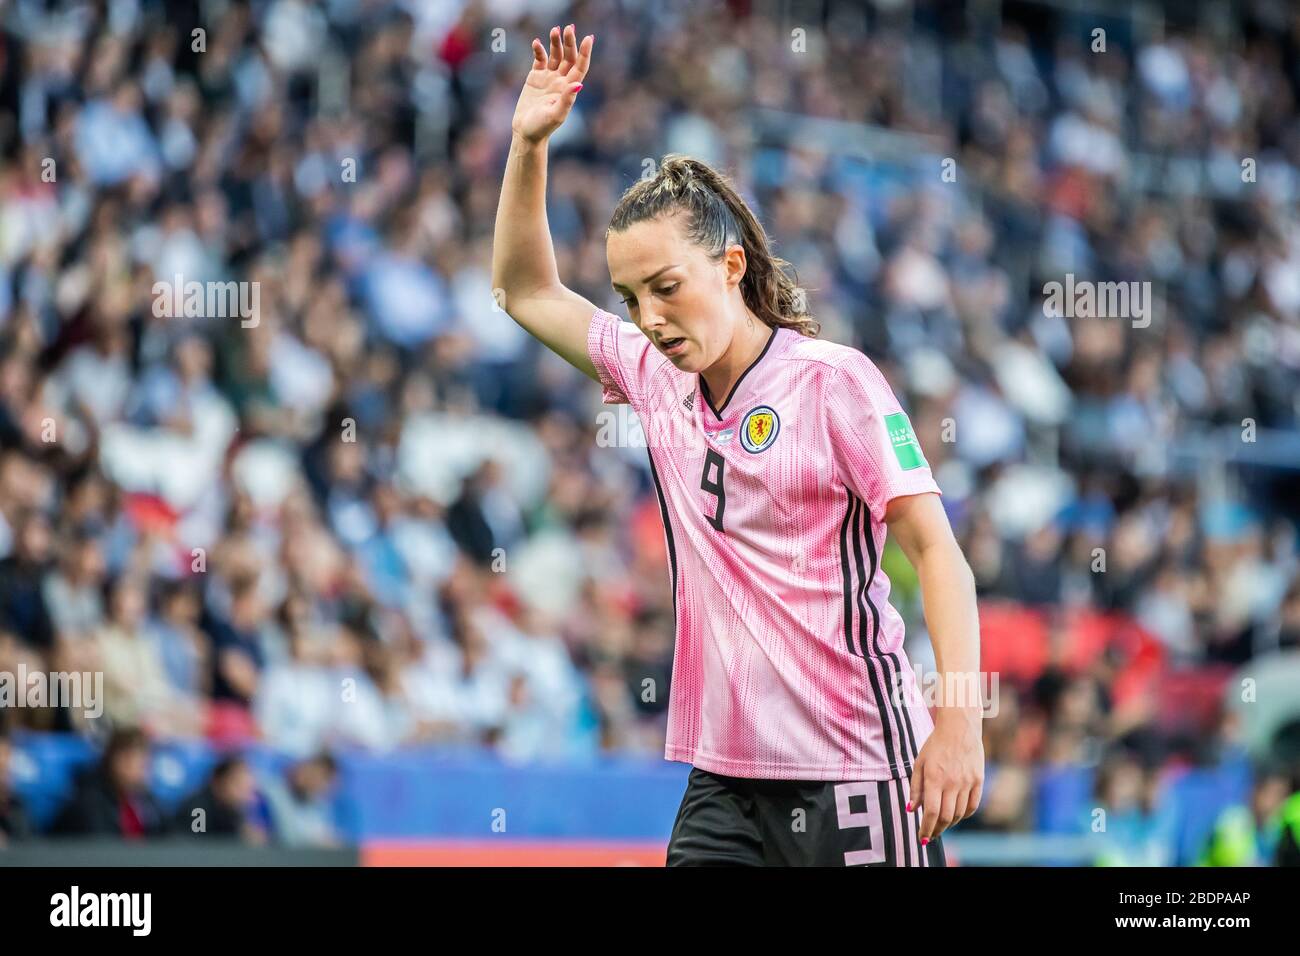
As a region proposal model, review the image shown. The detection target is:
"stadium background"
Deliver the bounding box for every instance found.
[1,0,1299,866]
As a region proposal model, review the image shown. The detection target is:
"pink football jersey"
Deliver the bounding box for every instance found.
[588,308,942,781]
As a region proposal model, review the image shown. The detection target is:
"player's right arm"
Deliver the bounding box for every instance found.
[491,24,599,381]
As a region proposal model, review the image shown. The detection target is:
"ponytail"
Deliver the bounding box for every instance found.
[607,155,819,337]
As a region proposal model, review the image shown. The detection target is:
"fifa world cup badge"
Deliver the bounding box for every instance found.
[885,412,926,470]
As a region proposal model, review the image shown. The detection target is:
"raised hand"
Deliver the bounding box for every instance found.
[511,24,594,144]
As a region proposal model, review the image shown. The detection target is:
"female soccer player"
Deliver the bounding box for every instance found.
[493,24,984,866]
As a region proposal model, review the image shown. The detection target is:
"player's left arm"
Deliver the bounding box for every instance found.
[885,492,984,845]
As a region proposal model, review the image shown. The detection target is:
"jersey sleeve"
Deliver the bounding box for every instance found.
[586,307,661,406]
[826,351,941,524]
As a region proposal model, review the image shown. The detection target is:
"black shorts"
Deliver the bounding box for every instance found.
[667,767,946,867]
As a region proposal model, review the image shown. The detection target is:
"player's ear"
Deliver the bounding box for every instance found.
[721,242,747,290]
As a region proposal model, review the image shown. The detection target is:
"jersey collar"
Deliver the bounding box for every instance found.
[699,325,780,422]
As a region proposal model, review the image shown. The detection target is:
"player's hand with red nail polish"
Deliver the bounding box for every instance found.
[511,24,594,145]
[909,705,984,845]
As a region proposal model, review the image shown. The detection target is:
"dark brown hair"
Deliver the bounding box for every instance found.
[607,155,819,337]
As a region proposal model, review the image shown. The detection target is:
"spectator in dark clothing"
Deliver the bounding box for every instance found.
[445,464,497,565]
[51,727,171,838]
[0,510,54,651]
[0,725,33,844]
[202,576,267,708]
[625,609,673,718]
[1005,524,1065,607]
[173,754,267,844]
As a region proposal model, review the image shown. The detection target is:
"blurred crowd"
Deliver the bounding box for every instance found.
[0,724,341,847]
[0,0,1298,859]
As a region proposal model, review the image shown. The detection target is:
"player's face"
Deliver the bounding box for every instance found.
[607,214,735,372]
